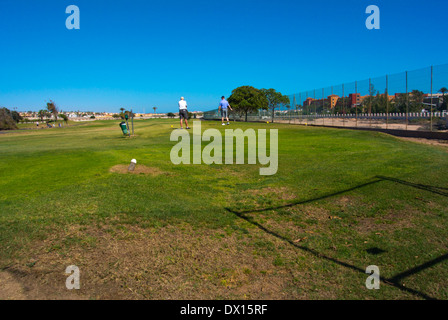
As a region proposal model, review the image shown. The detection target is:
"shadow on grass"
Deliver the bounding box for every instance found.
[376,176,448,197]
[226,176,448,300]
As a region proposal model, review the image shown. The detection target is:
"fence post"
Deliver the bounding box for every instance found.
[306,91,309,124]
[430,66,433,132]
[369,78,372,128]
[406,71,409,131]
[131,109,134,136]
[331,86,334,126]
[342,84,345,127]
[355,81,358,128]
[386,75,389,130]
[322,88,325,126]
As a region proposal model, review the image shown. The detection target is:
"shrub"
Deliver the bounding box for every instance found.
[0,107,18,130]
[435,118,447,131]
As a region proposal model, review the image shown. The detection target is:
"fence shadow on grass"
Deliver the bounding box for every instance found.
[225,176,448,300]
[376,176,448,197]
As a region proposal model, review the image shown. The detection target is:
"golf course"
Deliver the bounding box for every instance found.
[1,119,447,300]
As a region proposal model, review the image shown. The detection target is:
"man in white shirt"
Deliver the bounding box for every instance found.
[178,97,190,129]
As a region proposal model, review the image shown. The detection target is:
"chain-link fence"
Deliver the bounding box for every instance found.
[204,64,448,132]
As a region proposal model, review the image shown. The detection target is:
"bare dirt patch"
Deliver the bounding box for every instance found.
[0,271,27,300]
[109,164,167,176]
[3,220,315,300]
[354,209,416,234]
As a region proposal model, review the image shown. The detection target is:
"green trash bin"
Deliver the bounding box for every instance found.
[119,122,128,135]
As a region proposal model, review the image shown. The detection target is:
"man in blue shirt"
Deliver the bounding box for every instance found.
[219,96,233,125]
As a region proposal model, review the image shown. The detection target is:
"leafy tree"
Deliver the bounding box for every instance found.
[0,107,18,130]
[38,109,50,122]
[46,100,58,123]
[360,83,378,114]
[167,112,175,118]
[439,87,448,110]
[377,93,390,113]
[260,88,290,123]
[410,90,424,112]
[127,111,135,118]
[119,108,126,119]
[334,96,352,114]
[228,86,267,122]
[393,93,408,113]
[58,113,69,124]
[11,111,23,123]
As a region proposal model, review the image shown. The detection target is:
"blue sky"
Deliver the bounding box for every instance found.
[0,0,447,113]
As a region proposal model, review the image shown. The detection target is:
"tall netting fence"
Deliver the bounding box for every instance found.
[203,64,448,132]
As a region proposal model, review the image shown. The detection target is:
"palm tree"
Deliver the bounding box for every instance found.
[46,100,58,124]
[37,109,47,122]
[153,107,157,115]
[119,108,125,119]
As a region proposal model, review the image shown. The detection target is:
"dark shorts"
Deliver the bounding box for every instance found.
[221,108,228,118]
[179,109,188,120]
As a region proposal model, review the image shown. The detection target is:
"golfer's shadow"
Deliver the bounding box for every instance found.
[225,175,448,300]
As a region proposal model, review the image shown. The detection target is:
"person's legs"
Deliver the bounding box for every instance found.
[222,109,227,125]
[180,111,186,128]
[180,110,190,128]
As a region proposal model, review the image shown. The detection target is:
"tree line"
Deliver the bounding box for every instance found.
[227,86,290,122]
[225,85,447,119]
[0,100,71,130]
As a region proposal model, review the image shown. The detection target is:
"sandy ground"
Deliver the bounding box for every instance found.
[0,271,28,300]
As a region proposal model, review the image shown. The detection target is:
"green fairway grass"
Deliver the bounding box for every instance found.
[1,119,447,299]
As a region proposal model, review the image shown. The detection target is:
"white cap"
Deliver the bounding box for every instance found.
[131,159,137,164]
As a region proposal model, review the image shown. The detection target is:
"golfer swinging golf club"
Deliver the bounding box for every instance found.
[178,97,190,129]
[219,96,233,125]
